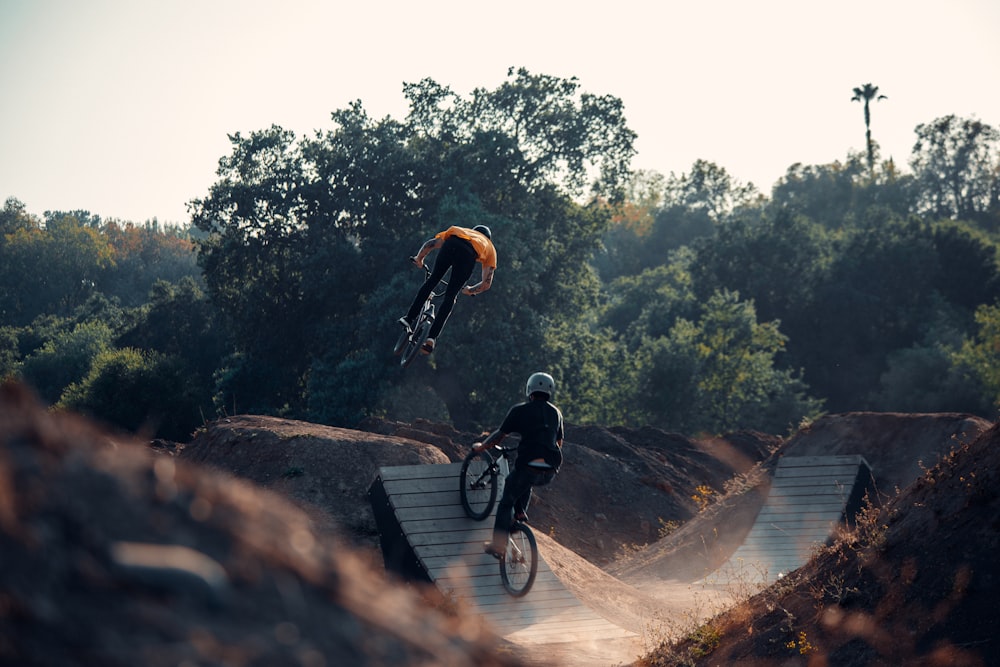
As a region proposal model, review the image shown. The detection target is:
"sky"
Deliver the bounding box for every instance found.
[1,0,998,225]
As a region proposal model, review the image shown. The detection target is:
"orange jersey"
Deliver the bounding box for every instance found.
[436,226,497,269]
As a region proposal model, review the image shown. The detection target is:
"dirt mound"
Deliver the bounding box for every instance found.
[652,418,1000,667]
[179,415,450,561]
[781,411,991,494]
[0,382,523,667]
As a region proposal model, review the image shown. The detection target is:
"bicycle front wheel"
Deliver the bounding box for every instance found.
[500,523,538,597]
[459,449,498,520]
[392,328,409,356]
[400,320,431,368]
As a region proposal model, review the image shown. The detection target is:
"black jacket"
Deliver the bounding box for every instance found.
[498,399,564,470]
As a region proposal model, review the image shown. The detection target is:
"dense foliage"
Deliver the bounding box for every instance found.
[3,70,999,439]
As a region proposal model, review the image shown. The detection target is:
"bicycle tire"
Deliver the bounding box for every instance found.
[392,328,409,356]
[500,522,538,597]
[459,449,498,520]
[400,320,431,368]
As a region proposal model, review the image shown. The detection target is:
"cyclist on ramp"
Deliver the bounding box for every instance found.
[473,372,564,558]
[398,224,496,355]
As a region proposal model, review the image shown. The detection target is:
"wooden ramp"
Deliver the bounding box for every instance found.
[704,454,875,586]
[369,462,635,645]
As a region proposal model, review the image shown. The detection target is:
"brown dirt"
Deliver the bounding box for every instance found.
[632,412,999,667]
[2,378,996,667]
[0,382,521,667]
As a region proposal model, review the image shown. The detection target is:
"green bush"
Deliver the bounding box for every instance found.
[58,347,202,441]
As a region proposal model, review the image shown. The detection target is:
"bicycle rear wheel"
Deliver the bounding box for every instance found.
[500,523,538,597]
[400,320,431,368]
[459,449,498,520]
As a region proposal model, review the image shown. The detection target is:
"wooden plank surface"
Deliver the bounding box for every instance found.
[705,455,870,585]
[373,462,635,645]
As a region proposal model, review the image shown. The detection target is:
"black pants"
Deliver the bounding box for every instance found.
[405,236,477,340]
[492,466,555,545]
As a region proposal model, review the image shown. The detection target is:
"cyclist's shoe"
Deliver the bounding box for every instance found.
[483,542,504,560]
[421,338,435,354]
[514,511,529,523]
[397,316,413,332]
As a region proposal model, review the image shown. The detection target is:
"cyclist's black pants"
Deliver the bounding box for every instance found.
[405,236,477,340]
[492,466,555,546]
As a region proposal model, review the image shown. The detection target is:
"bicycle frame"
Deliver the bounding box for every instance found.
[396,263,450,367]
[413,265,448,328]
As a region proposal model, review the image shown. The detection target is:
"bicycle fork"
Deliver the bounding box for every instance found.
[506,532,526,564]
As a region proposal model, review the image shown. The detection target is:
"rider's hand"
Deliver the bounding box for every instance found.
[462,286,474,296]
[410,256,424,269]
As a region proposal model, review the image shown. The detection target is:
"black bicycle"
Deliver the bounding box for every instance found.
[459,444,539,597]
[393,260,448,368]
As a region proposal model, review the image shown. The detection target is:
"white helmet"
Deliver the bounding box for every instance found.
[525,372,555,399]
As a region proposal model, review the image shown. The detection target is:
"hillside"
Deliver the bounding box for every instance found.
[646,417,1000,666]
[2,378,997,666]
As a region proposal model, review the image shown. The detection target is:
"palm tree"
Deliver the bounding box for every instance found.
[851,83,888,176]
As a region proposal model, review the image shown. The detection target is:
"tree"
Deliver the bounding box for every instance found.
[0,212,113,326]
[115,276,227,430]
[17,320,113,405]
[100,221,199,307]
[910,115,1000,229]
[600,256,699,348]
[192,69,636,428]
[872,313,991,415]
[771,157,865,228]
[631,290,822,434]
[851,83,887,177]
[597,162,761,280]
[593,170,665,280]
[0,197,38,236]
[689,209,833,369]
[804,218,970,411]
[190,124,318,415]
[58,347,200,440]
[952,303,1000,416]
[415,67,638,202]
[663,160,761,222]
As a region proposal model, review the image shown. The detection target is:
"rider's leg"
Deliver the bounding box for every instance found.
[403,253,453,324]
[490,467,532,549]
[515,469,554,521]
[513,485,533,521]
[427,246,476,340]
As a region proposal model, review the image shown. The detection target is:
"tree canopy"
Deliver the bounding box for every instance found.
[4,70,1000,439]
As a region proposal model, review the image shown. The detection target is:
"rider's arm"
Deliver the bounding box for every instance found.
[462,265,495,296]
[473,429,506,452]
[413,237,442,268]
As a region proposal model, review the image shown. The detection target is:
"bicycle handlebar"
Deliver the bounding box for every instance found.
[473,442,518,456]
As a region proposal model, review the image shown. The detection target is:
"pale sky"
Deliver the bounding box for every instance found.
[2,0,998,225]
